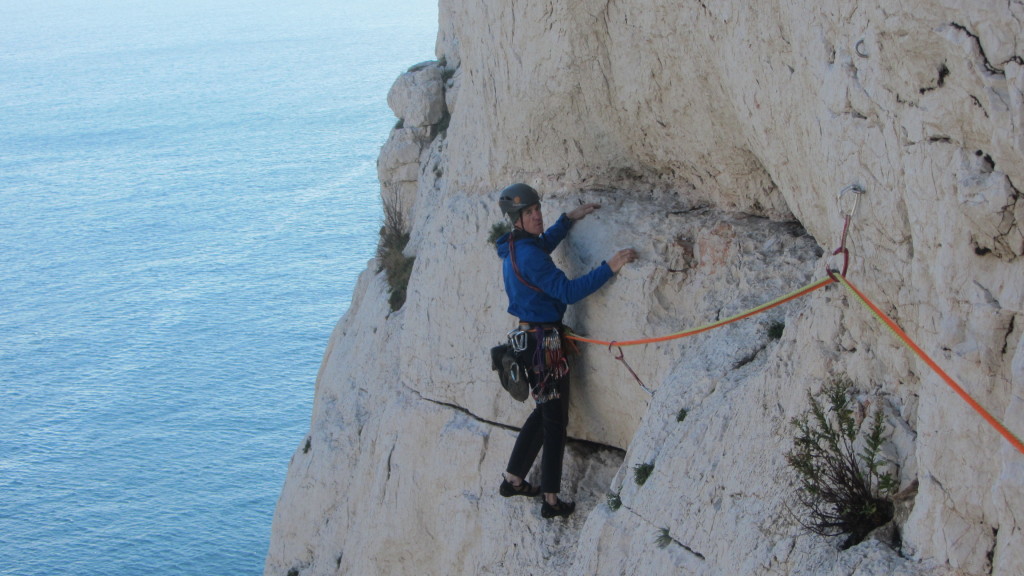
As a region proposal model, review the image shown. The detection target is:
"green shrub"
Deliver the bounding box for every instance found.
[767,320,785,340]
[676,408,688,422]
[606,492,621,511]
[655,527,673,549]
[786,377,897,548]
[488,221,511,245]
[633,462,654,486]
[376,198,415,312]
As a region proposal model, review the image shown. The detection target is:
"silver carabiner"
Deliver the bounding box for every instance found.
[507,329,528,353]
[837,184,865,219]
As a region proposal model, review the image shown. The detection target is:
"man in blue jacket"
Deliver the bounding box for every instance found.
[494,183,636,519]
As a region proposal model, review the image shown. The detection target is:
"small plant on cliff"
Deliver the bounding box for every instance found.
[606,491,621,511]
[633,462,654,486]
[767,320,785,340]
[655,527,673,549]
[786,376,898,549]
[377,197,415,312]
[488,221,511,245]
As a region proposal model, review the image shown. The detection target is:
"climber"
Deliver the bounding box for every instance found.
[494,183,637,519]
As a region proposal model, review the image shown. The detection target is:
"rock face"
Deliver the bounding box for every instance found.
[266,1,1024,575]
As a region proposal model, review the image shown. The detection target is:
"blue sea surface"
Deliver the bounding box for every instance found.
[0,1,437,574]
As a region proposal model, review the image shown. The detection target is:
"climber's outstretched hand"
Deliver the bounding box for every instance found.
[608,248,638,273]
[567,202,601,221]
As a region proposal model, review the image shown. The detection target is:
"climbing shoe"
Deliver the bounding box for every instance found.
[541,498,576,519]
[500,478,541,498]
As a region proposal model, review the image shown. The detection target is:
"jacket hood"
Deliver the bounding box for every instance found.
[495,232,510,259]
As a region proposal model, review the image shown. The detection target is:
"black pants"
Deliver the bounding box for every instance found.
[505,372,570,494]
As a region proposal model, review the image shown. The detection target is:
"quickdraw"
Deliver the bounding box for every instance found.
[609,342,653,396]
[826,183,864,278]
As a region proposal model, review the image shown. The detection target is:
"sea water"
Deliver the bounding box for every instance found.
[0,1,437,574]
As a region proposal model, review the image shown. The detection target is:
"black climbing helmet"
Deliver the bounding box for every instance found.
[497,183,540,223]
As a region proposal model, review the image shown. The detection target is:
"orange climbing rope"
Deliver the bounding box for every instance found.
[562,183,1023,455]
[834,273,1024,455]
[565,276,835,347]
[567,275,835,397]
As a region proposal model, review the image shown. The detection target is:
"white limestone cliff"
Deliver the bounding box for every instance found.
[266,1,1024,574]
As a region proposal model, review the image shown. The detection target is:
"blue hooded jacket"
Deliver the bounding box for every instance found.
[495,213,614,323]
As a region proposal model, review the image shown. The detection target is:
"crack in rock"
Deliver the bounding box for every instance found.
[411,387,628,454]
[620,503,707,561]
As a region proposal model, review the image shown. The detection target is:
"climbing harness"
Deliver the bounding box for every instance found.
[563,184,1024,455]
[530,326,568,403]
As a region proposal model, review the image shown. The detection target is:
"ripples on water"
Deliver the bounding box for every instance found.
[0,1,437,574]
